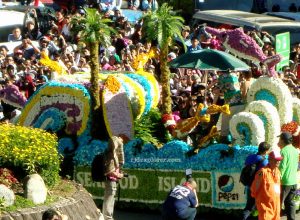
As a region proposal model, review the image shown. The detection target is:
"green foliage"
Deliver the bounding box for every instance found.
[71,8,116,46]
[142,3,185,50]
[1,194,60,212]
[134,108,172,146]
[0,124,61,186]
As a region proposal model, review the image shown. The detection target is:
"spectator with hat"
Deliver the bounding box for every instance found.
[176,26,191,50]
[251,150,282,220]
[24,20,42,41]
[278,132,299,220]
[39,36,59,58]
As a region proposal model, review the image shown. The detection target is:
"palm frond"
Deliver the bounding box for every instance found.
[71,8,116,45]
[142,3,185,49]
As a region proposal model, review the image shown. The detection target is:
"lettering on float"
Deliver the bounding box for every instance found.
[158,177,211,193]
[76,172,139,189]
[218,192,239,202]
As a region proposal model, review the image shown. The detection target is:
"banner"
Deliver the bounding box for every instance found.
[74,167,247,209]
[276,32,290,71]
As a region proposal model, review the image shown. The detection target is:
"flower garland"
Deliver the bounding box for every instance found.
[117,74,146,119]
[125,73,153,114]
[247,77,293,125]
[102,77,134,139]
[131,48,156,71]
[245,100,280,147]
[39,51,67,75]
[18,82,91,136]
[293,98,300,124]
[230,112,265,146]
[136,70,160,108]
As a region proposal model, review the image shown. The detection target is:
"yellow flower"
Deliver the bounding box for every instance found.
[105,76,121,94]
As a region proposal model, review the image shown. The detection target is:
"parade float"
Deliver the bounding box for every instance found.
[0,28,300,214]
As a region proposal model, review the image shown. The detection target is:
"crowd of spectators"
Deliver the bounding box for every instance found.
[0,1,299,143]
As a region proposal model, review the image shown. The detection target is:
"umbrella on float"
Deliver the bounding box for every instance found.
[169,49,250,71]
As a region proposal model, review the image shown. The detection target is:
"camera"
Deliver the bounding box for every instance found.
[185,168,192,180]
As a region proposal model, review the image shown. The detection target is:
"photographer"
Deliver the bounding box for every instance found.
[102,134,129,220]
[162,178,198,220]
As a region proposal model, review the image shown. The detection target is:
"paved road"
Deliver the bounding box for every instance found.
[114,209,300,220]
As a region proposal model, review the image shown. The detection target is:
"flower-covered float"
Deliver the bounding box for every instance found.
[1,29,299,213]
[1,70,299,211]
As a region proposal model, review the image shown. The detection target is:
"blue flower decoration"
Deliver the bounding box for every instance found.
[255,89,278,108]
[126,74,153,114]
[58,138,75,155]
[33,108,66,132]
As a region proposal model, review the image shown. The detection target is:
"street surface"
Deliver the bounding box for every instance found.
[114,209,300,220]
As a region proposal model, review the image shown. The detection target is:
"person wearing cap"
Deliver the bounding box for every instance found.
[162,178,198,220]
[251,150,282,220]
[278,132,299,220]
[182,26,191,45]
[242,142,270,220]
[39,36,59,57]
[24,20,42,41]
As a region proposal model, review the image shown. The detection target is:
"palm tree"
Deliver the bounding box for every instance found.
[142,3,185,114]
[71,8,115,137]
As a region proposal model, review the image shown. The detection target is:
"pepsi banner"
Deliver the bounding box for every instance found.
[74,167,246,209]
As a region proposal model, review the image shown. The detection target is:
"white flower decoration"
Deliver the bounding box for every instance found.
[245,100,280,147]
[230,112,265,146]
[247,77,293,125]
[292,97,300,124]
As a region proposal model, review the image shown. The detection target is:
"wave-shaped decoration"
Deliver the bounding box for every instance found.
[117,74,146,119]
[136,70,160,108]
[245,100,280,147]
[125,73,153,114]
[293,98,300,124]
[247,77,293,125]
[230,112,265,146]
[18,82,91,135]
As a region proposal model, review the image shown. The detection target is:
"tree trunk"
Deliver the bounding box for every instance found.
[88,42,101,138]
[160,40,172,115]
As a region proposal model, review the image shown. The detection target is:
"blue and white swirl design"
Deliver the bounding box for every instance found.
[230,112,265,146]
[33,107,66,132]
